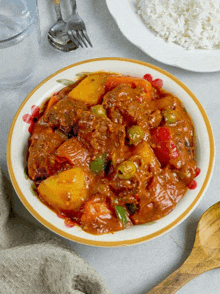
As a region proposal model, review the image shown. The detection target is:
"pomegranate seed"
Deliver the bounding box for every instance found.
[188,180,197,190]
[143,74,153,83]
[152,79,163,88]
[195,167,201,177]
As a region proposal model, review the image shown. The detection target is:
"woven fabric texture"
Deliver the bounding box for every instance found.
[0,167,110,294]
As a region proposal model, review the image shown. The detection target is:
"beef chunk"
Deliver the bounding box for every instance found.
[102,85,155,130]
[77,111,126,160]
[28,126,67,180]
[44,97,88,134]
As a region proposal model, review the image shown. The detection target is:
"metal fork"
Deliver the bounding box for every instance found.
[66,0,92,48]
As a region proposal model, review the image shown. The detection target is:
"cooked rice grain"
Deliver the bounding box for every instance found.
[136,0,220,49]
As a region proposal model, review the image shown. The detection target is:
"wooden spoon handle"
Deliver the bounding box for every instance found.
[53,0,60,5]
[147,261,199,294]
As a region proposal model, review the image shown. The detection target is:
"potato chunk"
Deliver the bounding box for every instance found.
[68,74,108,105]
[135,141,160,170]
[38,167,88,211]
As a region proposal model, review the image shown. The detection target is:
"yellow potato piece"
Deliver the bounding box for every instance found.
[135,141,160,169]
[68,73,108,105]
[38,167,88,211]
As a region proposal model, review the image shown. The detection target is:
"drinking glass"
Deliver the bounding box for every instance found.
[0,0,41,88]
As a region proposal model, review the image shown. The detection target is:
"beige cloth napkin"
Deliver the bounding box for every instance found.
[0,167,111,294]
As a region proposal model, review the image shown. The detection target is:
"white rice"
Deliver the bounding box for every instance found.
[136,0,220,49]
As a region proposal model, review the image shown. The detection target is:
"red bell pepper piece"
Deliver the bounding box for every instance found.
[152,127,179,166]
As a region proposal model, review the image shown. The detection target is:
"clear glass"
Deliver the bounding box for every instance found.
[0,0,41,88]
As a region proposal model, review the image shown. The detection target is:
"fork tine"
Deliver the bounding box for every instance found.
[72,30,84,47]
[82,29,93,47]
[77,30,88,47]
[68,30,82,48]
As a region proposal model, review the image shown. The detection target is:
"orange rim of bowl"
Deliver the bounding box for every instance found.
[7,57,215,247]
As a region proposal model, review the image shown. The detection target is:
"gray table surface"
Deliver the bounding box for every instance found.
[1,0,220,293]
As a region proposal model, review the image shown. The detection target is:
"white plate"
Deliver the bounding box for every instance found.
[7,58,215,247]
[106,0,220,72]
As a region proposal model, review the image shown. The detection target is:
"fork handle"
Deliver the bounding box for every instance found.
[71,0,77,13]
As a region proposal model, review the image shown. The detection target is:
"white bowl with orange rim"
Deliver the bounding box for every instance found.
[7,58,215,247]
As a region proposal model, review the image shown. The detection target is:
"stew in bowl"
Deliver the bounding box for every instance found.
[7,58,214,246]
[26,71,199,235]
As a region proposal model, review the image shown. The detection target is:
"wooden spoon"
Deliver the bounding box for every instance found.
[148,202,220,293]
